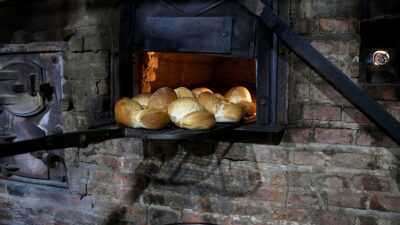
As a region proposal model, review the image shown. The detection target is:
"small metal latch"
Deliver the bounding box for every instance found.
[0,163,19,177]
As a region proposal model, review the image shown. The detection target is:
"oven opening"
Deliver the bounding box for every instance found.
[114,0,289,141]
[135,51,256,103]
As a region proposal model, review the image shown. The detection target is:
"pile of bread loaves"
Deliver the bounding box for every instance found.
[114,86,256,130]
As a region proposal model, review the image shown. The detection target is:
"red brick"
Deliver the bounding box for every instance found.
[353,175,394,192]
[265,171,287,186]
[303,104,341,121]
[254,146,289,164]
[97,154,124,169]
[312,174,348,188]
[355,129,397,147]
[310,84,349,105]
[327,190,368,209]
[315,128,353,145]
[287,190,322,207]
[182,213,208,223]
[244,204,272,216]
[319,18,357,34]
[330,152,376,169]
[370,194,400,213]
[126,204,146,218]
[310,40,348,55]
[271,207,312,223]
[282,128,310,143]
[293,18,315,34]
[357,216,378,225]
[365,84,400,101]
[312,211,352,225]
[292,150,326,166]
[288,172,311,187]
[250,187,285,203]
[112,186,133,201]
[342,107,370,124]
[295,83,310,99]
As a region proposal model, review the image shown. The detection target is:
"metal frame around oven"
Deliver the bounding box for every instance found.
[114,0,289,139]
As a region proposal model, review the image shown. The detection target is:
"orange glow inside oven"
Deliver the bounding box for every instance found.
[135,51,256,101]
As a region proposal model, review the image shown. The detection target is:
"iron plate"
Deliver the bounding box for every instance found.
[144,17,232,53]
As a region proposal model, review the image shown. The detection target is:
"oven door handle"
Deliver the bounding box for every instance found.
[0,128,125,158]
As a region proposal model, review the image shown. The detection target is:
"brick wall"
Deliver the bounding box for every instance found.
[1,0,399,225]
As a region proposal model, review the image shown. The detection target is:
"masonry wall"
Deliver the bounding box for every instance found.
[0,0,399,225]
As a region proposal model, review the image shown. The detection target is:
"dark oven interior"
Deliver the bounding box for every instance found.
[115,0,288,140]
[359,0,400,101]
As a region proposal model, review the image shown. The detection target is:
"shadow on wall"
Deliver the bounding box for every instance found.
[104,139,263,225]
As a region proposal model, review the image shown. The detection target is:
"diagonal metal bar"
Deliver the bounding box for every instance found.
[256,6,400,146]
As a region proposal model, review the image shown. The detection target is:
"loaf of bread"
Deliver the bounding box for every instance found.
[174,87,195,98]
[196,92,221,114]
[114,97,169,129]
[214,93,226,101]
[132,92,152,108]
[168,97,216,130]
[225,86,252,103]
[148,87,177,110]
[115,97,143,126]
[237,100,256,117]
[197,92,244,122]
[192,87,213,98]
[179,111,216,130]
[214,102,245,122]
[225,86,256,117]
[134,108,170,129]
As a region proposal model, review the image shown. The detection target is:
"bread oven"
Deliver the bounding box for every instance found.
[2,0,400,156]
[114,0,289,141]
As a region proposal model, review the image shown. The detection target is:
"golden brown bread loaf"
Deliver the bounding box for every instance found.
[179,111,216,130]
[114,97,169,129]
[197,92,244,122]
[132,92,152,108]
[148,87,177,110]
[168,97,216,130]
[237,100,256,117]
[225,86,256,117]
[214,102,244,122]
[114,97,143,126]
[225,86,252,103]
[174,87,195,98]
[196,92,221,114]
[134,108,170,129]
[192,87,213,98]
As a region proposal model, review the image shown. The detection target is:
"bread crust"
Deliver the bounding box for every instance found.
[132,92,152,108]
[225,86,252,103]
[192,87,213,98]
[174,87,195,98]
[148,87,177,110]
[168,97,216,129]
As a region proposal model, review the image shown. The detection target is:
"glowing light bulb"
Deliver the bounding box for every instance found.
[372,50,390,66]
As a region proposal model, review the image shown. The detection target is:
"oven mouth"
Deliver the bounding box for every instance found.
[135,51,257,99]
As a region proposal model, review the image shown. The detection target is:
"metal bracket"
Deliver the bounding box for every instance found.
[0,163,19,177]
